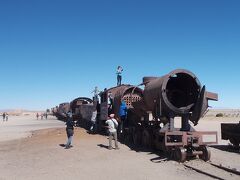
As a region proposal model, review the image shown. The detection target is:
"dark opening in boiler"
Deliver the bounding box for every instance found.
[166,73,200,108]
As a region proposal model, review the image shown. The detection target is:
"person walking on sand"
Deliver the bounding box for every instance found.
[105,114,119,150]
[65,111,75,149]
[5,113,8,121]
[36,113,39,120]
[2,112,6,122]
[116,66,123,86]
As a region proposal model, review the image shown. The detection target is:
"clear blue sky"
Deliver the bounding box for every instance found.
[0,0,239,110]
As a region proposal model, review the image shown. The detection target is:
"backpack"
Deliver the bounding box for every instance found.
[111,119,118,129]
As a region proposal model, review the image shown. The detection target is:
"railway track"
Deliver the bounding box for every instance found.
[183,160,240,180]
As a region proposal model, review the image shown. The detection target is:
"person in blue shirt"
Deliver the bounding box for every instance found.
[119,100,128,133]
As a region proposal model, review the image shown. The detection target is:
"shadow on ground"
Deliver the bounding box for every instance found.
[210,145,240,154]
[74,123,172,163]
[97,144,109,150]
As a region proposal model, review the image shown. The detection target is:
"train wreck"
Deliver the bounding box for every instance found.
[53,69,218,162]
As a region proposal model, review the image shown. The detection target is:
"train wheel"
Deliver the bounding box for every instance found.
[124,133,132,144]
[142,130,151,148]
[133,129,142,146]
[199,146,211,161]
[174,147,187,162]
[124,128,133,144]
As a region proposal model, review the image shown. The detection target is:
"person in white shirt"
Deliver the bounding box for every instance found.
[105,114,119,150]
[90,110,97,133]
[92,86,100,102]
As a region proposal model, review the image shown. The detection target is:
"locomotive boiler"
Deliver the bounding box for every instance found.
[98,85,143,131]
[130,69,218,162]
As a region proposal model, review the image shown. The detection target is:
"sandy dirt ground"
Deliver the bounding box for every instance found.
[0,114,239,180]
[0,115,65,142]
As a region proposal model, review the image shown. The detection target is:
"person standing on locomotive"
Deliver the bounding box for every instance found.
[92,86,100,102]
[119,100,128,133]
[116,66,123,86]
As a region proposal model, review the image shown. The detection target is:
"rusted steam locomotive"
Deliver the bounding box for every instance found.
[98,69,218,162]
[53,69,218,162]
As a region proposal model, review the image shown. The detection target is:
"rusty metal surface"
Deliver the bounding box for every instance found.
[164,131,218,146]
[70,97,93,111]
[100,85,143,120]
[70,97,94,121]
[206,91,218,101]
[107,85,143,108]
[133,69,218,125]
[55,102,70,120]
[58,103,70,114]
[142,69,201,116]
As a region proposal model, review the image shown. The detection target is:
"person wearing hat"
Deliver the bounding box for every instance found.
[105,114,119,150]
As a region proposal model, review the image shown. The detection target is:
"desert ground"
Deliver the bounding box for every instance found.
[0,111,239,180]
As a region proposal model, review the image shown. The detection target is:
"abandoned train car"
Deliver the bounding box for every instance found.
[70,97,95,128]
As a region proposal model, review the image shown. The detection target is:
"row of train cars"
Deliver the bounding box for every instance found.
[51,69,239,162]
